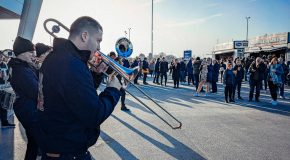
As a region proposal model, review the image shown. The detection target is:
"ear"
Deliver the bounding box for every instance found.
[81,31,89,42]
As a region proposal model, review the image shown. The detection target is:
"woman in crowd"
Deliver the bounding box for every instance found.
[194,58,210,96]
[223,63,235,103]
[267,57,283,105]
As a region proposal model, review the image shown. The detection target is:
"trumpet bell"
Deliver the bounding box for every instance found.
[115,37,133,58]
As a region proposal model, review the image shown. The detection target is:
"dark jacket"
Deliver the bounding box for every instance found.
[8,58,38,128]
[223,69,235,85]
[0,62,8,84]
[186,60,193,75]
[280,63,288,83]
[180,61,186,72]
[249,62,266,82]
[154,60,160,72]
[160,61,168,74]
[122,59,130,68]
[172,63,180,79]
[39,38,121,154]
[212,63,220,82]
[131,59,138,68]
[233,65,245,82]
[207,64,213,82]
[192,60,201,75]
[142,60,149,70]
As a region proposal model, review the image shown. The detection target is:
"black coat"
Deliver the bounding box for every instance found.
[154,60,160,72]
[160,61,168,73]
[192,60,201,75]
[8,58,38,128]
[186,60,193,75]
[38,38,121,153]
[172,63,180,79]
[180,61,186,71]
[223,69,235,85]
[233,65,245,82]
[249,62,266,82]
[212,63,220,82]
[142,60,149,70]
[207,64,213,82]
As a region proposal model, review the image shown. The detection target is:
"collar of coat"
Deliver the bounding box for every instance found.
[8,58,37,71]
[53,38,91,64]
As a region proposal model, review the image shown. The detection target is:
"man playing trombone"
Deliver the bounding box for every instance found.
[39,16,122,160]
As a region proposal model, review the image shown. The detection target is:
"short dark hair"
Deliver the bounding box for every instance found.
[69,16,103,38]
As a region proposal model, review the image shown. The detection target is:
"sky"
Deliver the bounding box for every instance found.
[1,0,290,58]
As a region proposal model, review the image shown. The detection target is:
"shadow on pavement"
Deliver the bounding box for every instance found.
[112,114,206,160]
[100,131,138,160]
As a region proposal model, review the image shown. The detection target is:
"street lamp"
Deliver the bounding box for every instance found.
[151,0,154,56]
[128,28,131,40]
[246,16,251,41]
[124,30,128,38]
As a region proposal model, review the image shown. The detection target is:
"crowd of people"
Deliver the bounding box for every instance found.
[127,54,289,106]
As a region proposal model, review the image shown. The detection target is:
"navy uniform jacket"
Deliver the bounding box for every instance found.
[8,58,38,128]
[38,38,121,154]
[223,69,235,85]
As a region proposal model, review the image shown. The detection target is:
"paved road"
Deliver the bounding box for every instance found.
[1,76,290,160]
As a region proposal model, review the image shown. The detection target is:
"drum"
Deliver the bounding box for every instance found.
[0,87,15,110]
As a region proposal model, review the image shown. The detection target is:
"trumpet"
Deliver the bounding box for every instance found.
[43,18,182,129]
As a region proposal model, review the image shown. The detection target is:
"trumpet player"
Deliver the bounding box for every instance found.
[38,16,122,160]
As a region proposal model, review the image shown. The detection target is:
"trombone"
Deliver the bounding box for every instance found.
[43,18,182,129]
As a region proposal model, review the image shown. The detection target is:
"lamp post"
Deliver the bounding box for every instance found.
[128,28,131,40]
[151,0,154,56]
[246,16,250,41]
[124,30,128,38]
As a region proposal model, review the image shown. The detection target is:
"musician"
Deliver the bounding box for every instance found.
[8,36,39,159]
[38,16,121,159]
[267,57,283,105]
[0,55,15,128]
[116,57,130,111]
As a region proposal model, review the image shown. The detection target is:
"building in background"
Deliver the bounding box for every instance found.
[245,32,290,62]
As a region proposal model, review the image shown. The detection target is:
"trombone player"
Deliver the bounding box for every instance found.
[38,16,122,159]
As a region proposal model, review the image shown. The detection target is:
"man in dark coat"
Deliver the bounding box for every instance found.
[186,58,194,85]
[8,36,39,160]
[172,59,181,88]
[248,57,265,102]
[160,57,169,86]
[38,16,121,159]
[131,57,140,84]
[179,58,186,83]
[153,58,160,84]
[212,59,220,93]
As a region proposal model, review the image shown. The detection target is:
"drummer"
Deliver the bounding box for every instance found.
[0,54,15,128]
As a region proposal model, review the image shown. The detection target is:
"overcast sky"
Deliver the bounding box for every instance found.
[1,0,290,57]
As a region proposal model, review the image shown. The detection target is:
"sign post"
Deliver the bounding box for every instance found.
[183,50,192,60]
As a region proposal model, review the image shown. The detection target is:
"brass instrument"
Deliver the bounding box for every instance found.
[43,18,182,129]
